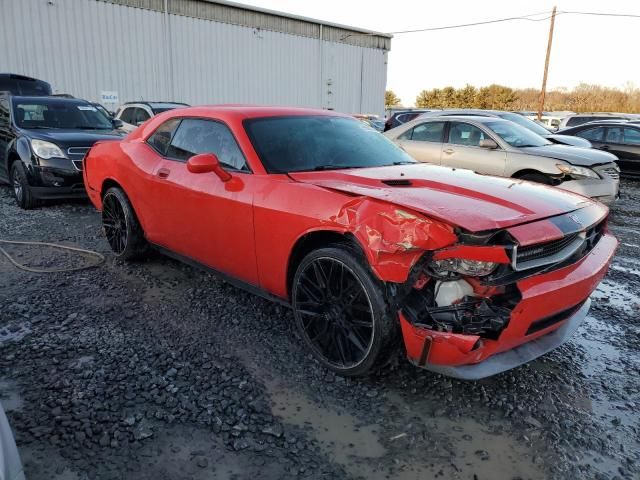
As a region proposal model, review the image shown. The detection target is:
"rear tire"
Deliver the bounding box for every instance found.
[291,244,398,377]
[102,187,148,260]
[518,172,552,185]
[11,162,37,210]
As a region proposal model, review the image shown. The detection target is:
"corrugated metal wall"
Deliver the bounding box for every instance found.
[0,0,389,115]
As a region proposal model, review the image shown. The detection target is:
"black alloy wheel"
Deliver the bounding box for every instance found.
[292,245,397,376]
[10,162,37,209]
[101,187,148,260]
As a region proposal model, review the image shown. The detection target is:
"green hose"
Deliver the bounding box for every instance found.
[0,239,105,273]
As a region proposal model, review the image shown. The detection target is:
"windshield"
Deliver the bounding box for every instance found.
[485,121,551,148]
[244,116,416,173]
[13,100,114,130]
[497,112,551,136]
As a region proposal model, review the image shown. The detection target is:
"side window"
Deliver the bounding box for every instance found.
[411,122,445,142]
[576,127,604,142]
[166,118,248,171]
[133,108,151,126]
[605,127,623,144]
[623,128,640,145]
[147,118,181,155]
[447,122,488,146]
[398,128,413,140]
[119,107,135,124]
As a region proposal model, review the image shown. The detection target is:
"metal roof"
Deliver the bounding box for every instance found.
[98,0,392,49]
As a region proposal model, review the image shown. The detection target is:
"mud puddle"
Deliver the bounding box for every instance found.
[590,279,640,314]
[268,379,543,480]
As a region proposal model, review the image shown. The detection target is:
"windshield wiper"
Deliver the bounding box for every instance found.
[24,126,55,129]
[391,161,415,165]
[311,165,356,171]
[74,126,108,130]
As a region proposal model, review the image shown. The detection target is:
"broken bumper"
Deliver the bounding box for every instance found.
[399,232,617,379]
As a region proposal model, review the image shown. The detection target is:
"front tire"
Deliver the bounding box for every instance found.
[518,172,553,185]
[11,162,37,209]
[102,187,148,260]
[292,245,397,377]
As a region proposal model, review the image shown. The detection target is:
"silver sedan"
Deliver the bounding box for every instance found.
[385,115,620,205]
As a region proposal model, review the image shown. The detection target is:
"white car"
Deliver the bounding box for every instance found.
[385,115,620,205]
[114,101,189,132]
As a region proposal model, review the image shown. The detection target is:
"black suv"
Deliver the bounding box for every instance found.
[0,94,124,209]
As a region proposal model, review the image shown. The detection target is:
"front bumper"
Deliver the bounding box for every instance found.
[558,177,619,205]
[27,165,87,200]
[399,232,617,379]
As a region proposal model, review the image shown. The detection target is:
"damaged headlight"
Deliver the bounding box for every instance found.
[429,258,498,277]
[556,164,599,179]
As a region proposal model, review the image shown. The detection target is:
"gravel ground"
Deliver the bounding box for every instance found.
[0,180,639,480]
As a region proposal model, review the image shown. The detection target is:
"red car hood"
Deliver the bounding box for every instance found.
[289,164,596,232]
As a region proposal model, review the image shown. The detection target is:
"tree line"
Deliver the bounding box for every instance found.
[386,83,640,113]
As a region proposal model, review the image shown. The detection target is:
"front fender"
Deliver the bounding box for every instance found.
[330,198,458,282]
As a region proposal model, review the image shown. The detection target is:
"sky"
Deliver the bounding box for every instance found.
[238,0,640,106]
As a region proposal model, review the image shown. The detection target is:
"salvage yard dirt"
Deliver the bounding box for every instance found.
[1,182,639,480]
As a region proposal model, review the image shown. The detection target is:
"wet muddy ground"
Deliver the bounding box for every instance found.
[0,180,639,480]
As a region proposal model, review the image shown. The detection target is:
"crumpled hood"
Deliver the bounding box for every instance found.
[519,144,617,166]
[289,164,596,232]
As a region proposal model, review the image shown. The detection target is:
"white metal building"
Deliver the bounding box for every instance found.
[0,0,391,115]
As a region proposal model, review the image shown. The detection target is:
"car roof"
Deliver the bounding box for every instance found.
[571,121,638,128]
[123,101,189,107]
[422,114,508,123]
[9,95,90,104]
[173,105,350,120]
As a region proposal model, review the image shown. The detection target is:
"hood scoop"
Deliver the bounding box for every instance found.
[381,179,412,187]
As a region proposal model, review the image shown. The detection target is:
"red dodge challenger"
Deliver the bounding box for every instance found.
[83,106,617,379]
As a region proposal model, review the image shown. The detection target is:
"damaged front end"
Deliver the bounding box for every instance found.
[386,206,616,379]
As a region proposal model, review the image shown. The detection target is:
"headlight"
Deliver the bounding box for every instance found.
[429,258,498,277]
[31,139,67,159]
[556,164,599,179]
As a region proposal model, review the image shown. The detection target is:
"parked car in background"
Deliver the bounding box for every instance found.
[385,115,620,204]
[357,117,384,132]
[84,106,617,380]
[0,94,124,208]
[558,113,640,129]
[417,109,592,148]
[384,109,433,131]
[1,403,25,480]
[115,101,189,132]
[0,73,52,96]
[559,121,640,177]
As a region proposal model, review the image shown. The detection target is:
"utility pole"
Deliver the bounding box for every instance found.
[538,6,557,121]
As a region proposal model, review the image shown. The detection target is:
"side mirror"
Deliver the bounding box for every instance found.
[187,153,232,182]
[479,139,498,149]
[112,119,123,129]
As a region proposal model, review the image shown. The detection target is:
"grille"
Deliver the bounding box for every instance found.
[513,233,585,271]
[67,147,91,156]
[67,147,91,172]
[600,167,620,180]
[594,164,620,180]
[525,301,586,335]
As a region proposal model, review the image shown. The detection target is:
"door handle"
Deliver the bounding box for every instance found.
[443,148,455,154]
[157,168,170,178]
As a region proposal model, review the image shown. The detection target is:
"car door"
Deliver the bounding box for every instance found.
[441,121,507,175]
[395,121,445,164]
[601,126,640,175]
[145,117,259,285]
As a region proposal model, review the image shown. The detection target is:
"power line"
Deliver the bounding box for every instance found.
[342,10,640,39]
